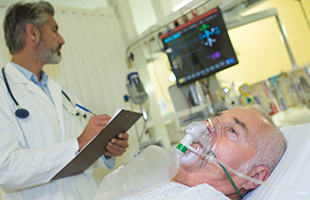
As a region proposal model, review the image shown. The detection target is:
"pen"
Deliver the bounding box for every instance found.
[75,104,97,116]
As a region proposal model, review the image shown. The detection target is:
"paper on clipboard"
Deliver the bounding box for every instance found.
[51,109,142,180]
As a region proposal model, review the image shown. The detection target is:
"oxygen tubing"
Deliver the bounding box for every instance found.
[188,147,310,197]
[207,155,310,197]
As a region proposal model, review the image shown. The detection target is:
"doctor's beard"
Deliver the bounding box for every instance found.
[37,38,62,64]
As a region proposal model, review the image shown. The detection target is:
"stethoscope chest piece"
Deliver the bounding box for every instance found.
[15,108,29,118]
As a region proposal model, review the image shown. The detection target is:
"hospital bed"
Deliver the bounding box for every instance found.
[95,122,310,200]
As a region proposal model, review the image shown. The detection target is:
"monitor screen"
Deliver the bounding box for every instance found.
[160,7,238,86]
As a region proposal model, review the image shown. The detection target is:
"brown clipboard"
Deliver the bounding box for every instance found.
[51,109,142,180]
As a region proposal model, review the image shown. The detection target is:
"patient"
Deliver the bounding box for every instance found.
[97,107,287,200]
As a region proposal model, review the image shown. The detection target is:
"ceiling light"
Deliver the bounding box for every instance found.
[169,74,176,82]
[172,0,193,12]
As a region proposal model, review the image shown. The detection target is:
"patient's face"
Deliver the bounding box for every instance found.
[172,107,273,196]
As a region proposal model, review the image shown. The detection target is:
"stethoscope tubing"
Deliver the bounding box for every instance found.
[2,67,85,119]
[2,67,19,107]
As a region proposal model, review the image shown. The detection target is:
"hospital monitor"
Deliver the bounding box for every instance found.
[160,7,238,86]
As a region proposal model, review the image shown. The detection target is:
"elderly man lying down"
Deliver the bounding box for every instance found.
[94,107,287,200]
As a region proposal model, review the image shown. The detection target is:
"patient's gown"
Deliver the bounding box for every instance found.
[121,182,229,200]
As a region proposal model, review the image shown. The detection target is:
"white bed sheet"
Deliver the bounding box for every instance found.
[121,182,229,200]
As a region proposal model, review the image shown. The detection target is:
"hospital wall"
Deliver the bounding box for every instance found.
[217,0,310,85]
[146,0,310,115]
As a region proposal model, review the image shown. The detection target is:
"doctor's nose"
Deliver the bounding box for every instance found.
[58,33,65,45]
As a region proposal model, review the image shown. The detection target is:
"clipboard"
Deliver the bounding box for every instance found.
[51,109,142,180]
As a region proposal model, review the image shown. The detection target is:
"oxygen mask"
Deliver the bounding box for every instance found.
[176,117,222,172]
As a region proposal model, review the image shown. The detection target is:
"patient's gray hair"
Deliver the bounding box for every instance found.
[238,106,287,174]
[3,1,54,54]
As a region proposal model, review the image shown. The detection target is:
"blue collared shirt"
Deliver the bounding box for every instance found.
[10,61,54,105]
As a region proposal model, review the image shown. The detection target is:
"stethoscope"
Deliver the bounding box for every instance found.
[2,67,86,119]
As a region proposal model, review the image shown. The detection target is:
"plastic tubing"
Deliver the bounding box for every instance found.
[189,147,310,196]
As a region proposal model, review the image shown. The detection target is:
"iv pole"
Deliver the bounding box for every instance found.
[296,0,310,32]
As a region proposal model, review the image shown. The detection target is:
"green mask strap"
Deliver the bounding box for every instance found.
[206,151,244,198]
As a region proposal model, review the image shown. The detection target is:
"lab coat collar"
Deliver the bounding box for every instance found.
[48,78,65,140]
[4,62,30,84]
[4,62,52,105]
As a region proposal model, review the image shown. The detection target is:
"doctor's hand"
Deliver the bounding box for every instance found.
[104,132,129,157]
[77,114,111,151]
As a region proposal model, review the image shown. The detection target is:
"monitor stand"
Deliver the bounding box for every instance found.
[168,75,220,126]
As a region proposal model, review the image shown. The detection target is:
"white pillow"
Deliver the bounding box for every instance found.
[244,123,310,200]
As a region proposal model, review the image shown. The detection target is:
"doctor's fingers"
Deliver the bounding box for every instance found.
[105,143,126,157]
[88,114,111,126]
[117,132,129,140]
[82,115,111,137]
[110,134,129,148]
[105,135,129,156]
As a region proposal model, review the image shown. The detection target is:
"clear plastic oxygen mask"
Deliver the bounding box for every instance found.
[176,117,222,173]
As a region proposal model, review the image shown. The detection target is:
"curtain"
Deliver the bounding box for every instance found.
[49,7,129,116]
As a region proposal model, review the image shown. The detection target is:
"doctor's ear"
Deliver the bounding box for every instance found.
[25,23,40,43]
[243,165,271,190]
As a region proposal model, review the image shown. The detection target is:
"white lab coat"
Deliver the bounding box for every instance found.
[0,62,108,200]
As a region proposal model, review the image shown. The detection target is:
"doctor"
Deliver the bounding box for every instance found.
[0,1,129,200]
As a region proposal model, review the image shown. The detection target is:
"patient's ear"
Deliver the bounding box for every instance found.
[243,165,271,190]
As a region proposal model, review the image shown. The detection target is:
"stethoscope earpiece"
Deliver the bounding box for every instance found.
[15,108,29,118]
[75,112,86,119]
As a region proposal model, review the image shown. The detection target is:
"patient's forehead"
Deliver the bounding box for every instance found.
[221,108,269,123]
[219,107,272,138]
